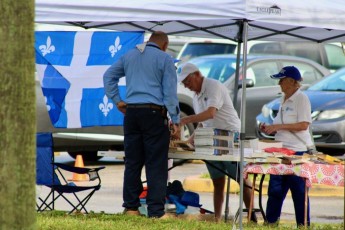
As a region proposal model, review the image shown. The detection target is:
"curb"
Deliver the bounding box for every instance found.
[183,175,344,197]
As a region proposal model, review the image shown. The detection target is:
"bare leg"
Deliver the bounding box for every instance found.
[243,178,258,222]
[243,178,252,209]
[212,176,226,221]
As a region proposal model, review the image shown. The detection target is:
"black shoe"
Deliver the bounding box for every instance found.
[250,212,258,223]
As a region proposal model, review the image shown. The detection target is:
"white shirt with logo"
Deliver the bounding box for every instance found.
[193,78,240,131]
[273,89,313,151]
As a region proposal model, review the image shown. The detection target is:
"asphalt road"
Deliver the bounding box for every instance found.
[36,152,344,224]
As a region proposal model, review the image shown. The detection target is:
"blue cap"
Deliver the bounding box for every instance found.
[270,66,302,81]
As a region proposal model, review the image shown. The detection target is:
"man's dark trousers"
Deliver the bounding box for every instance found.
[122,107,170,218]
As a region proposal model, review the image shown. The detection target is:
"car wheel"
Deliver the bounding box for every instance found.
[68,151,103,162]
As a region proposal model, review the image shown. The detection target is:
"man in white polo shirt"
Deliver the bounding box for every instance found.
[176,63,256,222]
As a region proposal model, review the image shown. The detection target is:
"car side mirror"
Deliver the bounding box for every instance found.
[238,79,254,89]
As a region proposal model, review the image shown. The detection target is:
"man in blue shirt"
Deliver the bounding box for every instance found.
[103,31,180,219]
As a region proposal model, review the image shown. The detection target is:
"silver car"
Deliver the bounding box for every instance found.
[177,54,331,138]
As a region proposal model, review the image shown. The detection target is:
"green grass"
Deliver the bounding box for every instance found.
[37,211,343,230]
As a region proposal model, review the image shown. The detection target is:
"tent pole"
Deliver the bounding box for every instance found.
[224,30,243,224]
[238,20,249,230]
[232,21,243,108]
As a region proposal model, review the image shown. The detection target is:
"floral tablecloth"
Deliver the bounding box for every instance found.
[244,163,344,187]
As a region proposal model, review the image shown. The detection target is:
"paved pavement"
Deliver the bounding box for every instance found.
[37,152,344,224]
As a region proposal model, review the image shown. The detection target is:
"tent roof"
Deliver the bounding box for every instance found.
[35,0,345,42]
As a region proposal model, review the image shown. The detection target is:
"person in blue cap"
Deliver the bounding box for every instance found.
[259,66,313,227]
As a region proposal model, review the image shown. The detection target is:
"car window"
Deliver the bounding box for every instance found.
[281,61,324,84]
[247,61,279,87]
[308,69,345,91]
[190,57,237,83]
[249,42,283,55]
[178,43,236,62]
[284,43,323,66]
[324,44,345,71]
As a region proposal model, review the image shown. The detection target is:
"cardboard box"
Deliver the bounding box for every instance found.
[257,140,283,150]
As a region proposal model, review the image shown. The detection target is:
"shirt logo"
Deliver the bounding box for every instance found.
[285,107,293,112]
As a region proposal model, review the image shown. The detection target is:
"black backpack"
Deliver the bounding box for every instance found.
[166,180,185,198]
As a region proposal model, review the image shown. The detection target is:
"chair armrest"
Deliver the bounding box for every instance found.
[53,163,105,174]
[88,167,106,180]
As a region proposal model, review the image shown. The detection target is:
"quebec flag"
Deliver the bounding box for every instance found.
[35,31,144,128]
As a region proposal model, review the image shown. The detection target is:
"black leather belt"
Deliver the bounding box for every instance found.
[126,103,164,111]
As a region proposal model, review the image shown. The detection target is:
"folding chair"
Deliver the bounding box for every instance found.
[36,132,105,214]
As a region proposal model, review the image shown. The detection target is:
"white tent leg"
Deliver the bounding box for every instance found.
[238,20,249,230]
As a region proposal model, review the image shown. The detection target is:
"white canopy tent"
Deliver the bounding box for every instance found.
[35,0,345,227]
[36,0,345,42]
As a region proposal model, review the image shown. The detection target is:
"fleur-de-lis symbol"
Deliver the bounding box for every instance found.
[44,96,51,111]
[99,95,114,117]
[109,36,122,57]
[39,36,55,56]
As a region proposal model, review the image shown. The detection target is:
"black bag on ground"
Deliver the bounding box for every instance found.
[166,180,185,198]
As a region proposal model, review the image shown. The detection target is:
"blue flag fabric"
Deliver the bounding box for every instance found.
[35,31,144,128]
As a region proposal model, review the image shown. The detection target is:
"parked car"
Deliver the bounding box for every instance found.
[256,67,345,155]
[249,41,345,72]
[177,41,237,63]
[177,54,331,138]
[178,41,345,72]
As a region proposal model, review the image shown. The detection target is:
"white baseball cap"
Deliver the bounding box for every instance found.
[176,63,199,83]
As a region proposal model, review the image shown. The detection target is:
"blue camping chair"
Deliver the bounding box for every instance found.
[36,133,105,214]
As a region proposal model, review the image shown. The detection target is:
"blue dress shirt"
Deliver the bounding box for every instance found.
[103,42,180,124]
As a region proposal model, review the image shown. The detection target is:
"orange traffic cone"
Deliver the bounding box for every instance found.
[70,154,88,181]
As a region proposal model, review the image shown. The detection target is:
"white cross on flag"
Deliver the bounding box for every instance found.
[35,31,144,128]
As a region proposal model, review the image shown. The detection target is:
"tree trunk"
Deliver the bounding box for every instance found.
[0,0,36,229]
